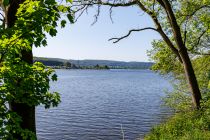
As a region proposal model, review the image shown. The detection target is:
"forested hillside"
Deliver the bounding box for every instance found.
[34,57,154,69]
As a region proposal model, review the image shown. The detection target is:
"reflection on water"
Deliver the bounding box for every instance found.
[36,69,172,140]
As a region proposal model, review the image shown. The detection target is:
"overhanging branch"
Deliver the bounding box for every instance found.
[73,0,137,7]
[109,27,157,43]
[72,0,138,24]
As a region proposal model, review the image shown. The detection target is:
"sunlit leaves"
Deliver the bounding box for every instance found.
[147,40,182,75]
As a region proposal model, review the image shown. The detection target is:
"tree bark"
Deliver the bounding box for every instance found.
[7,0,36,138]
[179,47,202,108]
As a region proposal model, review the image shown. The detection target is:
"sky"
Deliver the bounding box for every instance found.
[33,6,160,62]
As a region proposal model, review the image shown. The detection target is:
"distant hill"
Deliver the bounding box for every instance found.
[34,57,154,69]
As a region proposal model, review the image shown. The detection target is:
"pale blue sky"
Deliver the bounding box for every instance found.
[33,6,160,62]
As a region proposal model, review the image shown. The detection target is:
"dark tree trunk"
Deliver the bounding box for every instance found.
[179,47,202,109]
[170,16,202,109]
[172,20,202,109]
[7,0,36,138]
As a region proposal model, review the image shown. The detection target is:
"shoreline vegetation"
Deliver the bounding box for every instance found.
[50,64,110,70]
[34,57,154,70]
[145,55,210,139]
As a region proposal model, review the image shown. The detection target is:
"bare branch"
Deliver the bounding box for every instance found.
[72,0,138,25]
[91,4,101,25]
[73,0,137,7]
[109,27,157,43]
[109,6,114,23]
[74,5,89,22]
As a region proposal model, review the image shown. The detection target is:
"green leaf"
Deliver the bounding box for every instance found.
[66,0,73,3]
[61,20,67,28]
[49,29,57,36]
[42,39,47,47]
[67,14,74,23]
[3,0,10,6]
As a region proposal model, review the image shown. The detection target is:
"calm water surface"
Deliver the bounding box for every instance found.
[36,69,172,140]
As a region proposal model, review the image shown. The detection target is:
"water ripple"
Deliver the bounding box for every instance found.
[36,69,172,140]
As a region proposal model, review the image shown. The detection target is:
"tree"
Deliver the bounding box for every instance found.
[64,61,72,68]
[95,64,100,69]
[0,0,73,139]
[72,0,210,109]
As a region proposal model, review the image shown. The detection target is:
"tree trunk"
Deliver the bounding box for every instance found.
[179,47,202,109]
[172,22,202,109]
[7,0,36,138]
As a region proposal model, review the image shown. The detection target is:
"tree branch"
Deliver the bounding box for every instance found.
[109,27,157,43]
[72,0,138,24]
[73,0,137,7]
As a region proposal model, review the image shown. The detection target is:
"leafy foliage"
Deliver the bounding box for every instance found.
[0,0,73,139]
[147,40,182,75]
[145,99,210,140]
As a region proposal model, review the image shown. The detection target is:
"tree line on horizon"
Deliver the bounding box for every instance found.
[34,57,154,69]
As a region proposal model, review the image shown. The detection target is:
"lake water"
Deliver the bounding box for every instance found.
[36,69,172,140]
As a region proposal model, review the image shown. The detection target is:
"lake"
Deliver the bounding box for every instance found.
[36,69,172,140]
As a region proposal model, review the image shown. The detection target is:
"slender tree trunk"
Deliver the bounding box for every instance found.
[179,47,202,109]
[7,0,36,137]
[170,14,202,109]
[170,15,202,109]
